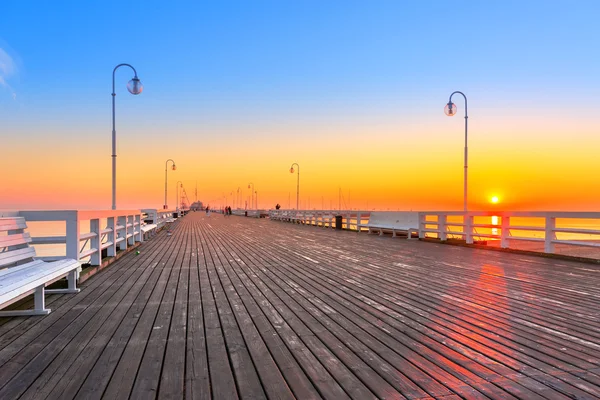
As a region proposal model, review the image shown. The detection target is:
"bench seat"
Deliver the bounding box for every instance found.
[141,223,157,233]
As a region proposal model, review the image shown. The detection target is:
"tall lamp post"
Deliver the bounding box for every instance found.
[164,159,176,209]
[176,181,182,212]
[248,182,254,209]
[289,162,300,210]
[445,91,469,212]
[111,63,143,210]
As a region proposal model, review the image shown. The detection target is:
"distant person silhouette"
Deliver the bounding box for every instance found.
[206,205,210,216]
[275,203,281,210]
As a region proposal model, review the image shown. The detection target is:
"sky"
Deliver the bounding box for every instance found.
[1,0,599,211]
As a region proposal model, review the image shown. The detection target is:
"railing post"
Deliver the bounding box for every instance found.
[500,215,509,248]
[545,216,555,253]
[90,218,101,266]
[118,215,127,251]
[107,217,116,257]
[418,213,425,239]
[465,213,474,244]
[439,214,447,241]
[127,215,135,246]
[357,212,362,233]
[66,211,80,262]
[135,214,142,242]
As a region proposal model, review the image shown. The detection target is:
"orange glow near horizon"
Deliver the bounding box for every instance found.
[2,114,600,212]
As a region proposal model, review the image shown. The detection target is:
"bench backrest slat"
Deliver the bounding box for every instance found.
[0,247,37,267]
[0,232,32,248]
[368,212,419,229]
[0,217,27,233]
[0,217,37,268]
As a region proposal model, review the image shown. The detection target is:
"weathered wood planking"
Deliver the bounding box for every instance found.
[0,212,599,399]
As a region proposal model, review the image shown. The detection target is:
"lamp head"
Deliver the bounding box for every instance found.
[127,76,143,95]
[290,167,294,173]
[172,164,177,171]
[248,184,251,189]
[444,102,456,116]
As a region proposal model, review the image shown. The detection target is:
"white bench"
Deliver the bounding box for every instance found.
[363,212,419,238]
[141,223,158,238]
[0,217,80,316]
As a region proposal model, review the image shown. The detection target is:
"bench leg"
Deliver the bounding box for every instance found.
[0,285,51,317]
[47,270,81,294]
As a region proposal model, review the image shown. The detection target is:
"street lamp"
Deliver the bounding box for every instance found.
[248,182,254,209]
[445,91,469,212]
[111,63,143,210]
[176,181,182,212]
[289,162,300,210]
[164,159,176,209]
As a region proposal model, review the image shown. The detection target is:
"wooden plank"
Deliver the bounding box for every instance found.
[198,222,239,400]
[129,224,189,399]
[185,220,211,400]
[204,227,308,400]
[158,223,191,398]
[17,235,168,400]
[102,224,188,399]
[45,225,179,399]
[199,222,355,399]
[219,244,410,399]
[208,230,322,399]
[201,225,268,399]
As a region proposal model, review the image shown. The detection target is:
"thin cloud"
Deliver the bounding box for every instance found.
[0,47,17,100]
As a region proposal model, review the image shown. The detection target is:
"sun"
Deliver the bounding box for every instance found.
[490,196,499,204]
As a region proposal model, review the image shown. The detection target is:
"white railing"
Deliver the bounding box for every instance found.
[269,209,372,231]
[0,209,172,266]
[18,210,145,266]
[419,211,600,254]
[269,209,600,259]
[142,208,177,228]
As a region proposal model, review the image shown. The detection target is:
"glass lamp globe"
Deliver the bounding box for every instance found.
[127,77,143,95]
[444,102,456,116]
[248,185,251,189]
[172,164,177,171]
[290,167,294,173]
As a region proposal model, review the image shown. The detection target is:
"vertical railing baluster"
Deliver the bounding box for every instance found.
[66,211,80,262]
[90,218,101,266]
[439,214,447,241]
[500,215,509,248]
[545,215,556,253]
[107,217,116,257]
[465,213,474,244]
[118,215,127,251]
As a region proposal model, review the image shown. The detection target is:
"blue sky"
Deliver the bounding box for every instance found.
[3,0,598,117]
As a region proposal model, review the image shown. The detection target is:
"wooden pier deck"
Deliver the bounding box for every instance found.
[1,212,600,399]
